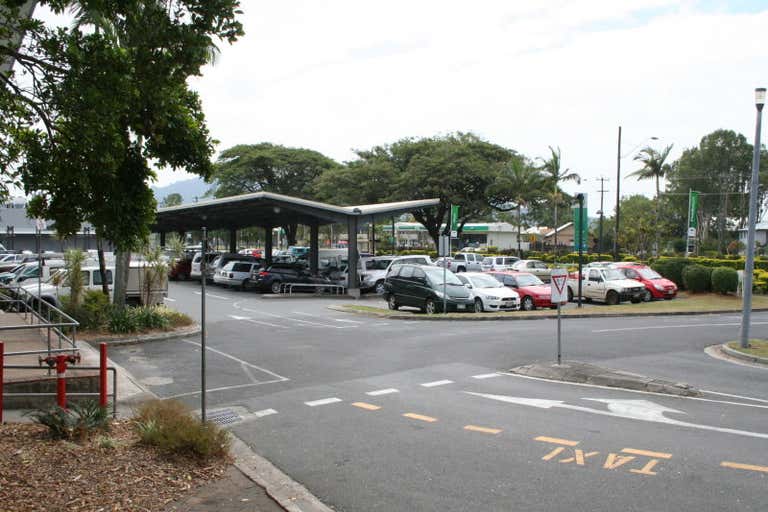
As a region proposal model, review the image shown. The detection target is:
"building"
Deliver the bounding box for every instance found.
[0,198,97,252]
[738,222,768,253]
[381,222,528,251]
[542,222,575,249]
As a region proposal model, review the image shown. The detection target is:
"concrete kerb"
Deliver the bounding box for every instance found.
[83,324,201,346]
[328,305,768,321]
[720,343,768,365]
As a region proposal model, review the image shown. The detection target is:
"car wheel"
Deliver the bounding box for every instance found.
[375,280,386,295]
[270,281,282,294]
[456,267,466,273]
[180,273,189,281]
[642,290,652,302]
[387,295,399,310]
[425,298,437,314]
[521,296,535,311]
[606,290,619,305]
[473,298,484,313]
[240,279,250,291]
[567,287,574,302]
[630,297,642,304]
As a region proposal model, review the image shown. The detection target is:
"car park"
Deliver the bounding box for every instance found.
[213,260,263,289]
[207,253,262,283]
[448,252,484,272]
[612,263,677,301]
[358,255,398,294]
[251,263,331,293]
[455,272,519,312]
[567,267,645,305]
[480,256,519,272]
[384,264,473,314]
[384,255,434,276]
[190,251,220,280]
[511,259,552,282]
[490,271,555,311]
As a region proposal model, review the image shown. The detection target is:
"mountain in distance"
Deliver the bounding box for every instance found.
[151,177,212,205]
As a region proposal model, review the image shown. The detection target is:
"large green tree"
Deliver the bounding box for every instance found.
[4,1,243,305]
[603,195,657,256]
[628,144,673,256]
[211,143,339,245]
[538,146,580,255]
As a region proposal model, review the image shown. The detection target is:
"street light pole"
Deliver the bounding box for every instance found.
[597,176,608,254]
[740,87,765,349]
[614,126,622,260]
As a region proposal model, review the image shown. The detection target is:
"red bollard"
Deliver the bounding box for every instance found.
[99,343,107,408]
[1,341,4,424]
[55,355,68,409]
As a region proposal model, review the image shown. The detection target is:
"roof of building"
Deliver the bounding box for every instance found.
[543,222,573,238]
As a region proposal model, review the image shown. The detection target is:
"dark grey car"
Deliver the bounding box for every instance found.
[384,264,473,314]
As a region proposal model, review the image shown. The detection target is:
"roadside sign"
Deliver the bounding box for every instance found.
[450,205,460,231]
[438,235,450,257]
[450,230,458,238]
[550,269,568,303]
[687,227,696,238]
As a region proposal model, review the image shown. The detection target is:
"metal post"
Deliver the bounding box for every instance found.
[577,193,584,308]
[598,177,607,254]
[99,342,107,408]
[556,303,562,365]
[740,88,765,349]
[200,226,207,422]
[392,217,397,255]
[37,226,42,322]
[0,341,4,424]
[442,257,447,315]
[614,125,622,260]
[685,189,692,257]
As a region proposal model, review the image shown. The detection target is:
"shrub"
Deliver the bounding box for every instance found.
[652,257,694,289]
[108,308,139,334]
[132,306,171,331]
[682,265,712,293]
[711,267,738,295]
[65,290,113,330]
[26,400,110,440]
[133,399,230,459]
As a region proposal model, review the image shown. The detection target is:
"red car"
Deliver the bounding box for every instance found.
[489,271,556,311]
[612,263,677,301]
[169,257,192,281]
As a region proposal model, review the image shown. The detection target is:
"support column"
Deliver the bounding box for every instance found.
[264,225,273,266]
[229,229,237,253]
[159,232,166,248]
[347,216,360,298]
[309,223,319,275]
[392,217,396,255]
[370,216,376,255]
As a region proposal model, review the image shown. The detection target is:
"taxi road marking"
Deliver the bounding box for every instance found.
[403,413,437,423]
[621,448,672,459]
[534,436,580,447]
[720,461,768,473]
[351,402,381,411]
[464,425,502,435]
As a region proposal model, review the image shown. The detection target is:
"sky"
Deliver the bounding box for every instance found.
[40,1,768,218]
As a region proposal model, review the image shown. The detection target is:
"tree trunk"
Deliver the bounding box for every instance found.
[113,249,130,308]
[284,223,298,246]
[96,233,109,295]
[517,204,522,257]
[655,176,661,257]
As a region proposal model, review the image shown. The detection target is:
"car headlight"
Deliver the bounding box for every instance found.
[654,284,665,291]
[485,295,499,301]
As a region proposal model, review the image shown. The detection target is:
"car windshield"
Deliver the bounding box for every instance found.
[638,268,662,279]
[365,259,392,270]
[604,269,626,281]
[516,274,543,286]
[469,275,503,288]
[424,268,463,286]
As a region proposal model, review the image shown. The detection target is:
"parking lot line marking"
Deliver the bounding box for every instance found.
[464,425,502,435]
[352,402,381,411]
[194,291,229,300]
[472,373,500,379]
[227,315,287,329]
[366,388,399,396]
[305,398,343,407]
[403,413,437,423]
[334,318,363,324]
[253,409,278,418]
[260,311,345,329]
[163,297,176,302]
[181,340,289,381]
[621,448,672,459]
[421,380,454,388]
[166,378,288,399]
[534,436,579,447]
[592,321,768,333]
[701,390,768,404]
[720,461,768,473]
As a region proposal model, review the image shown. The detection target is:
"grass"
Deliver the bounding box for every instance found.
[726,339,768,358]
[340,292,768,319]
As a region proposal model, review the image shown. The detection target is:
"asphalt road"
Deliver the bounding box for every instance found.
[108,281,768,511]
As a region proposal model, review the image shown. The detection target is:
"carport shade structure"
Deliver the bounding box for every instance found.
[152,191,440,295]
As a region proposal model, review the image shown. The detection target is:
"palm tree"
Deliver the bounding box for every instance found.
[629,144,673,256]
[490,159,544,256]
[539,146,580,258]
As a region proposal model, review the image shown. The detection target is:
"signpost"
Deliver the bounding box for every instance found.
[550,269,568,365]
[439,235,449,314]
[686,190,699,256]
[571,194,588,252]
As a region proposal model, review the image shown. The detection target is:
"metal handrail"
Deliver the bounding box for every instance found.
[0,284,79,355]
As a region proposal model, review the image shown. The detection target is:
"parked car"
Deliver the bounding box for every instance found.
[207,253,261,283]
[0,253,36,273]
[455,272,520,312]
[511,259,552,282]
[584,261,615,269]
[566,267,645,305]
[5,259,65,286]
[251,263,330,293]
[449,252,484,272]
[384,264,473,314]
[213,260,263,289]
[490,271,556,311]
[480,256,519,272]
[612,263,677,301]
[190,251,220,281]
[384,255,434,276]
[358,256,398,294]
[169,256,192,281]
[0,264,26,285]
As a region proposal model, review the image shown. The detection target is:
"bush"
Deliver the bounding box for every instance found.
[64,290,113,330]
[652,257,694,289]
[682,265,712,293]
[133,399,230,459]
[108,308,139,333]
[27,400,110,440]
[132,306,171,331]
[711,267,738,294]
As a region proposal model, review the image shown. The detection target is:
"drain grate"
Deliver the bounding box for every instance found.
[206,408,242,426]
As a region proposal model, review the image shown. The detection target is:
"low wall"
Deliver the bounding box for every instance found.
[4,374,101,409]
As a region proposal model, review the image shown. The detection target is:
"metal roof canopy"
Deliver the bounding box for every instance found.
[153,191,440,232]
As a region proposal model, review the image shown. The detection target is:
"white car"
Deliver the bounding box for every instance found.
[213,260,262,289]
[480,256,519,272]
[384,255,434,276]
[359,256,398,294]
[456,272,520,312]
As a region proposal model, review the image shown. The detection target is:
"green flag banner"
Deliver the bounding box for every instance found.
[688,191,699,229]
[450,205,460,232]
[572,195,588,251]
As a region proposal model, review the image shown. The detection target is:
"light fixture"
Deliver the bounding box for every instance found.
[756,87,766,108]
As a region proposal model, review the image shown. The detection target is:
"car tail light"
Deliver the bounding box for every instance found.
[259,271,268,277]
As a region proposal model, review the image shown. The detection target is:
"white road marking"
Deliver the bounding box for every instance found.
[253,408,278,418]
[366,388,399,396]
[181,340,288,381]
[592,321,768,333]
[704,345,768,371]
[497,372,768,410]
[227,314,288,329]
[467,392,768,440]
[305,397,343,407]
[701,390,768,404]
[293,311,363,324]
[334,318,363,324]
[372,323,390,327]
[166,379,287,399]
[421,380,454,388]
[163,297,177,302]
[194,291,229,300]
[472,373,501,380]
[260,311,351,329]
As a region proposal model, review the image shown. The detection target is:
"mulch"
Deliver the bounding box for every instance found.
[0,420,229,512]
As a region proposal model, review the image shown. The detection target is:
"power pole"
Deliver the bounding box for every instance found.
[597,176,609,254]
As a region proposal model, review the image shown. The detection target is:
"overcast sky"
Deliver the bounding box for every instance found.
[45,1,768,217]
